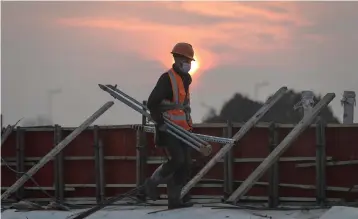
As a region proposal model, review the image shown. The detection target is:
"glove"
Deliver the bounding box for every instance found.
[150,111,164,126]
[154,123,168,147]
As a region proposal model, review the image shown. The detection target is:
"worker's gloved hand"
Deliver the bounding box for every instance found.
[157,123,168,132]
[150,111,164,126]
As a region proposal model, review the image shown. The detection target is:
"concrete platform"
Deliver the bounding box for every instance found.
[1,204,329,219]
[319,206,358,219]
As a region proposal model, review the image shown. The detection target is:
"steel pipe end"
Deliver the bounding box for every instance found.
[200,144,212,156]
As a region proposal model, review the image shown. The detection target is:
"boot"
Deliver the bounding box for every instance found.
[144,164,165,201]
[144,178,160,201]
[182,193,192,204]
[167,179,193,209]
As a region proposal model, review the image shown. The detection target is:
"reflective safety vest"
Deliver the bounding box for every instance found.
[160,68,193,130]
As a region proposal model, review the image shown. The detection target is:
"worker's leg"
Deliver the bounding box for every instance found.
[167,143,193,209]
[182,147,193,203]
[144,133,186,201]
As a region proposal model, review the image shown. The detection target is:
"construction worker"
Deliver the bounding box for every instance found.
[144,42,195,209]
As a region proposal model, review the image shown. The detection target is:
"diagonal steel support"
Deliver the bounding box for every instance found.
[1,101,114,200]
[180,86,288,199]
[1,119,22,148]
[226,93,335,204]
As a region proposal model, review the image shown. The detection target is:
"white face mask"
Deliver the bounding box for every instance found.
[181,62,191,73]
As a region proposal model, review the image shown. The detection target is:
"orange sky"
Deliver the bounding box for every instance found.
[56,1,314,83]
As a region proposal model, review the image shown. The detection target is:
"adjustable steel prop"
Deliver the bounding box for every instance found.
[99,84,214,156]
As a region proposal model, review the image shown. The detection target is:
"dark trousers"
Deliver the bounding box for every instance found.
[158,131,192,186]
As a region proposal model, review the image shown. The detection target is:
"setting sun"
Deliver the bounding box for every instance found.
[189,57,199,75]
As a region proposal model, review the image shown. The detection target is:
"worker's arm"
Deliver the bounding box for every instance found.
[147,73,172,125]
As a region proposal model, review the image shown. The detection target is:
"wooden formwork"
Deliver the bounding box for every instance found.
[1,123,358,204]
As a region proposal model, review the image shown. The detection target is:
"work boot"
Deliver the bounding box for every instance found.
[144,164,166,201]
[182,193,192,204]
[167,179,194,209]
[144,178,160,201]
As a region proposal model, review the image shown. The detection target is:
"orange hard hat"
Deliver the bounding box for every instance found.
[171,42,195,61]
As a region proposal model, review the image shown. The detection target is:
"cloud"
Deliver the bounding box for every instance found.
[56,1,314,75]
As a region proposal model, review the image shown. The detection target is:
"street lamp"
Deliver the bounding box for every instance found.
[47,88,62,122]
[254,81,269,100]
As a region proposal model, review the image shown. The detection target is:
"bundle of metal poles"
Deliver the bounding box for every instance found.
[98,84,213,156]
[131,124,235,145]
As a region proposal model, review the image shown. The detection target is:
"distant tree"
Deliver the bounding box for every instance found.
[203,90,339,124]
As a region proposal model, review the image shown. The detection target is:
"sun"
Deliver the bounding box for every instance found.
[189,58,199,76]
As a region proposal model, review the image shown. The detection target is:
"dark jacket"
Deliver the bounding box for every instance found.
[147,64,192,125]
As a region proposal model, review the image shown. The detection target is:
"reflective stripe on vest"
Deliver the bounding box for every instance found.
[160,69,191,129]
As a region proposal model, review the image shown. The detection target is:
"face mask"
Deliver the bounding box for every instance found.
[180,62,191,73]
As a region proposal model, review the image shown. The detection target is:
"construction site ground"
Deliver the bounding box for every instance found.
[2,199,358,219]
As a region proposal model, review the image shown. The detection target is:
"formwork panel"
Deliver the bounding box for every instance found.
[23,162,55,187]
[1,131,16,156]
[1,131,19,188]
[105,187,140,198]
[66,188,95,198]
[190,127,224,180]
[325,127,358,201]
[278,163,316,198]
[280,127,316,157]
[231,127,270,158]
[24,131,54,157]
[190,187,224,196]
[326,127,358,160]
[4,124,357,202]
[228,127,270,197]
[277,127,317,198]
[232,162,270,197]
[105,160,136,184]
[233,163,263,181]
[1,167,17,186]
[278,187,315,199]
[63,160,96,198]
[64,160,96,184]
[100,128,137,156]
[23,190,55,199]
[62,130,94,156]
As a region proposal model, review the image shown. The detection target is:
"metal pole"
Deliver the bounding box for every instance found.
[98,84,208,155]
[223,120,233,198]
[94,125,105,203]
[1,101,114,200]
[136,101,148,201]
[268,122,279,208]
[47,88,62,122]
[133,125,235,145]
[53,124,64,202]
[226,93,335,204]
[106,84,211,146]
[315,119,326,206]
[15,127,25,200]
[254,81,269,100]
[301,91,315,118]
[180,87,288,199]
[341,91,356,124]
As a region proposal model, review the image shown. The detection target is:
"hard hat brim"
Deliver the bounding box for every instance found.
[171,52,195,61]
